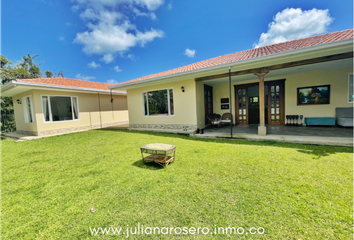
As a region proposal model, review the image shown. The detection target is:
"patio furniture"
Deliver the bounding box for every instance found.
[206,114,221,128]
[140,143,176,168]
[305,117,335,126]
[336,107,353,127]
[221,113,231,125]
[300,115,303,125]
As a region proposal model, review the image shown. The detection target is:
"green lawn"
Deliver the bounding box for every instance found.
[1,129,353,239]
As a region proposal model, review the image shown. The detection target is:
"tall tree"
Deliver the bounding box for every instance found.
[56,71,64,78]
[0,55,16,132]
[45,70,53,78]
[0,54,64,132]
[18,53,42,79]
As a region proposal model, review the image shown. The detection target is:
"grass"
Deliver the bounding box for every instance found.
[1,129,353,239]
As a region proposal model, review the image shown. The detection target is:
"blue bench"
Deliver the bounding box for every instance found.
[305,117,335,126]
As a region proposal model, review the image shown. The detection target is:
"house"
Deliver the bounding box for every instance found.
[1,78,128,136]
[109,29,353,138]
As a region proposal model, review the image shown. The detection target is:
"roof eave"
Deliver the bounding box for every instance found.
[0,80,16,93]
[1,80,127,96]
[110,38,353,90]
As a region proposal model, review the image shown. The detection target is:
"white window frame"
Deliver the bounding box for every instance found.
[142,88,174,117]
[22,95,35,123]
[348,73,353,103]
[41,95,80,123]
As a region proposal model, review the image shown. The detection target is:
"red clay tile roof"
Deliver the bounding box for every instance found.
[15,77,126,93]
[115,29,353,86]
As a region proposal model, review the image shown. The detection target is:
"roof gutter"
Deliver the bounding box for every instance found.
[1,80,127,95]
[1,80,17,93]
[109,38,353,90]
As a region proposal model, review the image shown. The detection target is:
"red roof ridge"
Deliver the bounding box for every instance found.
[15,77,126,92]
[114,29,353,86]
[253,28,352,48]
[16,77,113,86]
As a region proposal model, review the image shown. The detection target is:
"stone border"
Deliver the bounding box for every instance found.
[129,124,197,131]
[15,121,129,137]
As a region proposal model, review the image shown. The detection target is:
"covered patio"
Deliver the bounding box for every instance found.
[196,46,353,136]
[193,125,353,146]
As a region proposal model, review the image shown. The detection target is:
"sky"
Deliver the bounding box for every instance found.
[1,0,353,84]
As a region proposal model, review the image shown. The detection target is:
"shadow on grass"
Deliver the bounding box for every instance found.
[97,128,353,159]
[132,159,164,170]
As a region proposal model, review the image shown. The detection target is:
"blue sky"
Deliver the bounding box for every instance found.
[2,0,353,84]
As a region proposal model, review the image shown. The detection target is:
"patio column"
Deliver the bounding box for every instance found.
[253,68,269,136]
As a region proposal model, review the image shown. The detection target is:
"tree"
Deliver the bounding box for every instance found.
[15,53,42,80]
[0,54,64,132]
[0,97,15,133]
[56,71,64,77]
[45,70,53,78]
[1,55,15,83]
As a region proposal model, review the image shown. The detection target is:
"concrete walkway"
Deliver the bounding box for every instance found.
[2,132,46,141]
[193,125,353,146]
[1,124,131,141]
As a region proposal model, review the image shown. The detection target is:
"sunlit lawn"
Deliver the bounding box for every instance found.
[1,129,353,239]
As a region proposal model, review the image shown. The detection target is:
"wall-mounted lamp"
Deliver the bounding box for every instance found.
[16,99,21,104]
[181,86,185,92]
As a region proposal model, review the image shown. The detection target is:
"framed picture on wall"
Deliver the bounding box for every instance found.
[221,104,229,109]
[297,85,330,105]
[221,98,229,103]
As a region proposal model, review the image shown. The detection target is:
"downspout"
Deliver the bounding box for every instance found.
[229,67,233,138]
[97,92,102,128]
[110,89,114,120]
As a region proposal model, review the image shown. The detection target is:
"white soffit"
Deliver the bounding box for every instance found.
[1,82,126,97]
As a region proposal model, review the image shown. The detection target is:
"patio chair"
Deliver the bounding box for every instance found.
[221,113,231,125]
[206,114,221,128]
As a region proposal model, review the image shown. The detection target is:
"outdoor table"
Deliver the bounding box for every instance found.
[140,143,176,168]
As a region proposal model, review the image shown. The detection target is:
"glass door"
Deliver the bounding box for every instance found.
[267,82,285,125]
[235,87,248,125]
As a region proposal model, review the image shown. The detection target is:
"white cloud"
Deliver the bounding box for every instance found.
[88,61,101,69]
[72,0,165,59]
[132,7,157,20]
[127,54,135,60]
[114,65,122,72]
[254,8,333,48]
[101,53,115,64]
[75,73,96,81]
[136,0,165,11]
[66,22,71,26]
[107,79,118,84]
[184,48,195,58]
[71,5,79,12]
[58,36,65,41]
[150,12,156,20]
[167,2,172,10]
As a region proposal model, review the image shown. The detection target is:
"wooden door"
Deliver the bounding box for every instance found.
[267,81,285,125]
[235,87,248,125]
[204,85,213,125]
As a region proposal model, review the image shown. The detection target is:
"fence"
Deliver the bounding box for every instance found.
[1,111,16,133]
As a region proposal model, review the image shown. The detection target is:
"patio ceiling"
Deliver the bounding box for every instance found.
[202,57,353,85]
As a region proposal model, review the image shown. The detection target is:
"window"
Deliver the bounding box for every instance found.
[349,73,353,103]
[143,89,174,116]
[41,96,79,122]
[23,96,34,123]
